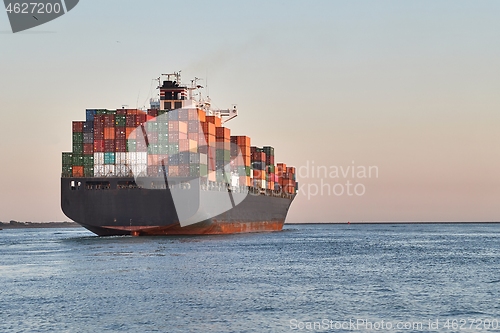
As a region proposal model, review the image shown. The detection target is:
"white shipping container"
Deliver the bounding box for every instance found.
[94,152,104,165]
[137,152,147,165]
[94,164,105,177]
[131,165,147,177]
[115,164,128,177]
[104,165,116,176]
[115,152,127,165]
[200,153,207,165]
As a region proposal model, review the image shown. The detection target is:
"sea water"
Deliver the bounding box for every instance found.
[1,223,499,332]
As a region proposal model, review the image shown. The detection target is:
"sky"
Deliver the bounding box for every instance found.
[1,0,500,222]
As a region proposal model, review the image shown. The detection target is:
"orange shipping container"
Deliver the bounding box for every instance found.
[276,163,287,177]
[72,166,84,177]
[178,121,188,133]
[126,127,136,140]
[104,127,115,140]
[206,116,222,127]
[202,122,216,136]
[231,135,251,147]
[148,154,158,166]
[169,166,179,176]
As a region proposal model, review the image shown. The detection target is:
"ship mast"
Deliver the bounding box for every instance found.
[153,71,238,123]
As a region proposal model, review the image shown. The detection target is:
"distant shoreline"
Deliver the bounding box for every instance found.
[0,221,81,229]
[287,221,500,224]
[1,221,499,230]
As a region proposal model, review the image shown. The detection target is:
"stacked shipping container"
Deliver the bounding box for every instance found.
[63,108,297,194]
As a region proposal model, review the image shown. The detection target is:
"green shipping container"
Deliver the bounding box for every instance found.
[84,166,94,177]
[158,121,169,132]
[83,155,94,167]
[168,144,179,155]
[96,109,107,115]
[267,165,275,173]
[62,165,72,177]
[147,121,158,132]
[73,143,83,155]
[216,149,231,161]
[158,134,169,144]
[190,164,208,177]
[127,140,136,152]
[115,115,126,127]
[148,144,159,155]
[245,166,251,177]
[158,144,169,155]
[72,132,83,144]
[62,152,73,166]
[72,154,84,166]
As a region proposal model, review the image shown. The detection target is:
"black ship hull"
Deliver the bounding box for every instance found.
[61,177,295,236]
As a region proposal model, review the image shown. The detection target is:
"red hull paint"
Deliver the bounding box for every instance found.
[100,220,285,236]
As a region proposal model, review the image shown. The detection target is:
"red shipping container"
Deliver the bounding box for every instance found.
[83,143,93,155]
[147,109,159,117]
[94,139,105,152]
[115,127,126,140]
[188,132,199,142]
[103,115,115,127]
[179,164,190,176]
[116,109,127,115]
[287,167,296,174]
[169,132,179,142]
[188,109,206,121]
[206,116,222,127]
[94,115,105,126]
[104,139,115,152]
[216,142,231,150]
[215,127,230,139]
[179,139,189,152]
[135,114,147,126]
[251,151,266,162]
[94,126,104,137]
[178,109,188,121]
[115,139,126,152]
[125,115,135,127]
[179,132,187,140]
[147,165,159,176]
[72,121,84,133]
[169,121,179,132]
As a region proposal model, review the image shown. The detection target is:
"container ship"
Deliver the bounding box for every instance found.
[61,72,297,236]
